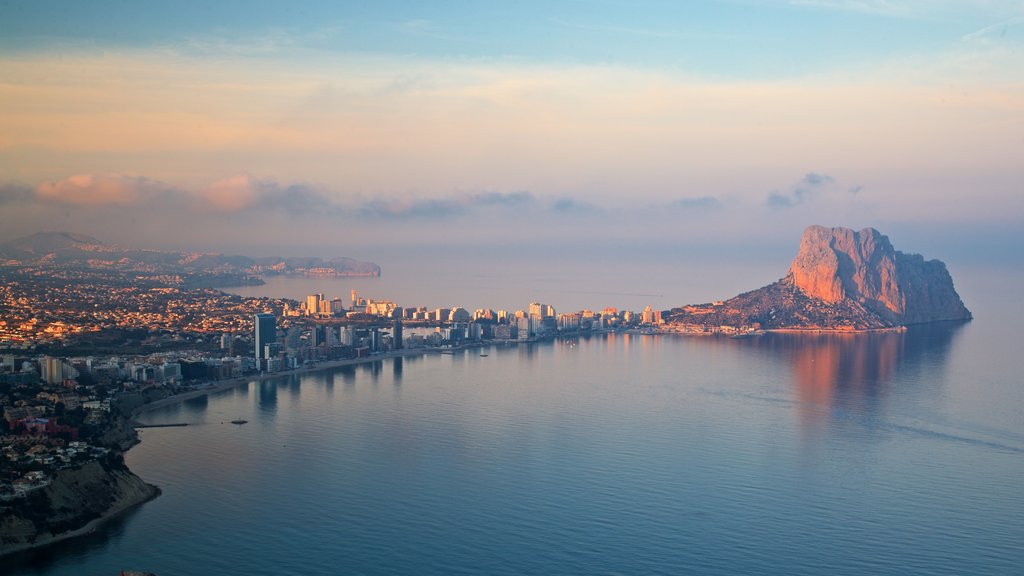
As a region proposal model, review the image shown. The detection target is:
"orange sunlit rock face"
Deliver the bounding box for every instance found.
[787,226,903,314]
[783,225,971,325]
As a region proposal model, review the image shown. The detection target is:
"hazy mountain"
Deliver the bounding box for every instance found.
[0,232,381,280]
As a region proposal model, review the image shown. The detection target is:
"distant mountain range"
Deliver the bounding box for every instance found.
[665,226,971,331]
[0,232,381,282]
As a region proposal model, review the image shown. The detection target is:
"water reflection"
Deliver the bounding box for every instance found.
[393,357,403,384]
[285,374,301,400]
[738,322,966,433]
[323,371,335,396]
[183,394,208,412]
[368,360,382,383]
[257,381,277,412]
[339,365,357,386]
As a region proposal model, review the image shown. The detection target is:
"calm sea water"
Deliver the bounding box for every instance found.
[8,263,1023,576]
[220,243,789,313]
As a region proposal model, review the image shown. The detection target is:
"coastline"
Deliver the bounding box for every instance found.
[4,324,944,561]
[762,326,907,334]
[3,348,446,560]
[0,466,161,559]
[130,345,488,419]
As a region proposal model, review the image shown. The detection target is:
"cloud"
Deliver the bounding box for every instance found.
[24,172,546,221]
[767,172,837,208]
[551,197,601,213]
[201,175,268,212]
[35,174,167,206]
[355,191,535,219]
[472,191,534,207]
[668,196,721,210]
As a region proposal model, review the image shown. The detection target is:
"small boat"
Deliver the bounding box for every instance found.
[480,353,489,357]
[230,419,248,425]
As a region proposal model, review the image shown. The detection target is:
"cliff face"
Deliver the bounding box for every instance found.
[0,459,159,556]
[785,226,971,325]
[665,225,971,330]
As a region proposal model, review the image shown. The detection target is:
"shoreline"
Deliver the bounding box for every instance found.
[0,472,161,559]
[5,324,944,560]
[129,325,915,420]
[130,345,491,419]
[3,347,465,559]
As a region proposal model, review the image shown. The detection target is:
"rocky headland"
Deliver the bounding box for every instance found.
[0,458,159,557]
[664,225,972,331]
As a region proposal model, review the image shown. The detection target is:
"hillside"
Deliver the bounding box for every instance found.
[0,232,381,283]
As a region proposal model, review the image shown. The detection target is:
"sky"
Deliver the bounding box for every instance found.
[1,0,1022,264]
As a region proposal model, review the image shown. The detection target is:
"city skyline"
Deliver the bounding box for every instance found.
[1,1,1022,258]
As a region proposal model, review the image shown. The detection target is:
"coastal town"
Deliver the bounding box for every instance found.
[0,254,689,515]
[2,224,970,558]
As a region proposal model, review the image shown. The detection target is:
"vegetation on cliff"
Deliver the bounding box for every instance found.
[0,457,158,555]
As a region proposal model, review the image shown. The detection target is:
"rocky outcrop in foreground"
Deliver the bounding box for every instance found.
[0,459,159,556]
[665,226,971,330]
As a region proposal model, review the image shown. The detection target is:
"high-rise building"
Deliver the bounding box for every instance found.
[340,326,355,346]
[393,320,403,350]
[41,356,78,385]
[254,313,276,359]
[641,305,655,324]
[307,294,323,316]
[329,298,345,315]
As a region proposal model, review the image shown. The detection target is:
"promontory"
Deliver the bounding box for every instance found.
[664,225,972,332]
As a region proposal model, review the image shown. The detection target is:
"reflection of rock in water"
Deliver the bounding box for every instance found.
[735,322,966,429]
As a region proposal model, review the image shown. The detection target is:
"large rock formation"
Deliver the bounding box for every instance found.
[787,226,970,325]
[665,225,971,331]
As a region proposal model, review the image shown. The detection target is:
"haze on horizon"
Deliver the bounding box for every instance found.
[1,1,1022,263]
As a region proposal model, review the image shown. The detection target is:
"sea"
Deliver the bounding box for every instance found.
[6,253,1023,575]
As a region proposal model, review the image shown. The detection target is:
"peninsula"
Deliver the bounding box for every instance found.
[0,231,381,288]
[664,225,972,332]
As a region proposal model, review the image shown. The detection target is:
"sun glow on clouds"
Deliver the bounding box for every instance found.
[1,31,1022,248]
[203,175,263,212]
[36,174,152,205]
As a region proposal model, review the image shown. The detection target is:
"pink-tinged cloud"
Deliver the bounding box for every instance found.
[201,175,264,212]
[35,174,154,205]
